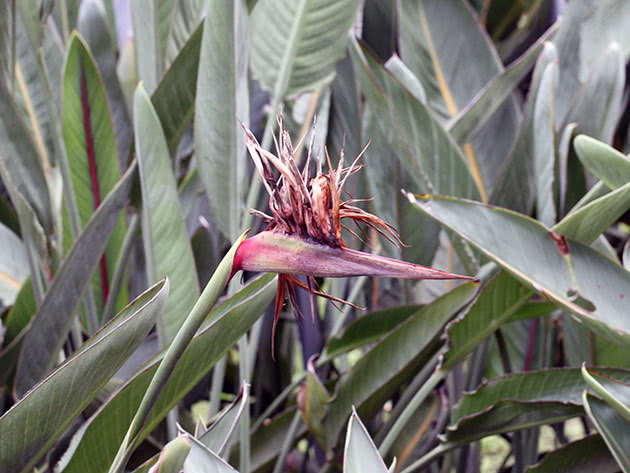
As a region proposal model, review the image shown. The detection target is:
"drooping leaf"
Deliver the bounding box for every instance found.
[14,162,137,398]
[0,278,168,473]
[62,32,127,313]
[526,435,618,473]
[194,0,248,240]
[250,0,361,96]
[447,367,630,443]
[324,282,478,444]
[408,193,630,345]
[134,83,200,344]
[58,274,275,473]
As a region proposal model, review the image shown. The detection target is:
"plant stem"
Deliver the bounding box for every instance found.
[379,368,446,458]
[271,410,302,473]
[107,234,246,473]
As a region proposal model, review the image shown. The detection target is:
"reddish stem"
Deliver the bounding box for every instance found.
[80,65,109,304]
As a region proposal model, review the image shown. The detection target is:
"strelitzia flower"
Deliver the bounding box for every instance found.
[231,117,474,353]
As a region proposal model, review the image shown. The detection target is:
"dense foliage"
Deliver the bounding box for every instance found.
[0,1,630,472]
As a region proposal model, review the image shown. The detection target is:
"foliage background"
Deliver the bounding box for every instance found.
[0,0,630,472]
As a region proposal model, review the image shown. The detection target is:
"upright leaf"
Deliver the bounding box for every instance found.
[132,0,161,94]
[194,0,248,240]
[164,0,205,67]
[0,279,168,473]
[134,84,200,344]
[250,0,361,96]
[57,274,275,473]
[532,62,558,227]
[344,409,388,473]
[62,32,127,312]
[398,0,520,199]
[14,162,137,397]
[0,222,29,306]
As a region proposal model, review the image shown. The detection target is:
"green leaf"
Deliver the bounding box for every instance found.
[152,21,202,153]
[526,434,619,473]
[362,106,440,266]
[398,0,520,199]
[0,2,12,88]
[408,193,630,345]
[78,0,133,164]
[0,72,52,234]
[448,27,555,144]
[131,0,161,94]
[490,42,557,214]
[447,367,630,443]
[583,391,630,473]
[0,222,29,306]
[301,358,331,450]
[135,436,191,473]
[14,162,137,398]
[164,0,205,68]
[198,383,250,456]
[343,408,388,473]
[582,364,630,423]
[324,304,421,360]
[441,271,532,371]
[566,42,624,144]
[134,83,200,344]
[58,274,276,473]
[183,434,238,472]
[574,135,630,190]
[324,282,478,444]
[350,39,481,202]
[250,0,361,96]
[194,0,248,240]
[62,32,127,312]
[532,62,558,227]
[553,180,630,245]
[0,278,168,473]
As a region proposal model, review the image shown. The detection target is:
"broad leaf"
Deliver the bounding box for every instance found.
[62,32,127,313]
[398,0,520,199]
[526,435,619,473]
[14,162,137,397]
[441,271,532,371]
[0,278,168,473]
[165,0,205,67]
[324,282,478,444]
[194,0,248,240]
[350,39,480,202]
[134,84,200,344]
[58,274,275,473]
[574,135,630,190]
[447,368,630,443]
[250,0,361,96]
[408,193,630,345]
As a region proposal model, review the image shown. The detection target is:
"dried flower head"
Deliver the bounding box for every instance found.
[232,117,475,354]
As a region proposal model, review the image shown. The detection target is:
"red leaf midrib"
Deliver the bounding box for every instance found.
[80,62,109,304]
